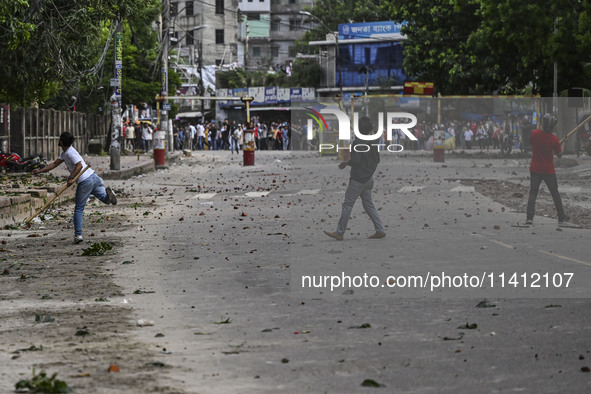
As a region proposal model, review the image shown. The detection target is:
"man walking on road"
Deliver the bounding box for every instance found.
[324,116,385,241]
[525,113,570,225]
[32,132,118,244]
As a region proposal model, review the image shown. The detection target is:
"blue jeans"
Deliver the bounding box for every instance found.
[231,138,239,153]
[337,177,384,235]
[74,174,109,236]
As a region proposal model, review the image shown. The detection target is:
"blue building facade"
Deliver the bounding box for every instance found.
[308,21,407,95]
[338,41,405,88]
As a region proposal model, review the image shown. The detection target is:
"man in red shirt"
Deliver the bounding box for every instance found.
[525,113,569,225]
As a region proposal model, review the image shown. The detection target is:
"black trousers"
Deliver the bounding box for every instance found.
[526,172,566,221]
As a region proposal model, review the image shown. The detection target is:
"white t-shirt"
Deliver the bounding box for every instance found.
[59,146,94,183]
[464,130,473,141]
[197,124,205,138]
[142,125,152,140]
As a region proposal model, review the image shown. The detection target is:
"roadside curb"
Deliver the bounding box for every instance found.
[0,187,76,228]
[0,151,183,227]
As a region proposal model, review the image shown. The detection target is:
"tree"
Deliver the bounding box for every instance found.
[295,0,388,54]
[0,0,35,49]
[386,0,591,95]
[299,0,591,95]
[0,0,153,107]
[466,0,591,95]
[384,0,484,95]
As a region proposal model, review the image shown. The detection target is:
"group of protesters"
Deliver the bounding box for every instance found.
[404,118,533,154]
[121,120,156,153]
[171,117,294,153]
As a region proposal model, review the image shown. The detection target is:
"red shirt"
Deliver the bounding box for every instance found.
[529,129,561,174]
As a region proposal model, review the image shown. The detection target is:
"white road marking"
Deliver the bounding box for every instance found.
[539,250,591,267]
[192,193,217,200]
[296,189,321,195]
[450,186,475,192]
[244,191,271,197]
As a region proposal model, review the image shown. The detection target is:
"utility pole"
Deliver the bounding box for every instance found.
[155,0,170,162]
[299,12,344,102]
[198,39,204,122]
[245,22,249,69]
[110,21,123,171]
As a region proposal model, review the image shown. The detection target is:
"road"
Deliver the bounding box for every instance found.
[2,150,591,393]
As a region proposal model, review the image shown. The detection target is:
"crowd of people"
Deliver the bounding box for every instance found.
[119,114,536,156]
[170,116,295,153]
[403,117,534,154]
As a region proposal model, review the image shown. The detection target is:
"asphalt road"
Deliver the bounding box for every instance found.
[110,150,591,393]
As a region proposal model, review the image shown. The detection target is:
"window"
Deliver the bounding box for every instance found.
[271,46,279,57]
[215,0,224,14]
[289,19,301,31]
[253,47,261,57]
[216,29,224,44]
[289,0,296,3]
[185,1,193,16]
[271,20,280,31]
[171,2,178,16]
[186,31,194,46]
[248,14,260,20]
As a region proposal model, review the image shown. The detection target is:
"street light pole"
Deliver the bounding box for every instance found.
[300,11,343,100]
[199,38,204,122]
[156,0,170,163]
[110,21,123,171]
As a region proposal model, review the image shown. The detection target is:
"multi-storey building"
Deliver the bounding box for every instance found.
[169,1,238,82]
[169,0,239,117]
[235,0,314,70]
[170,0,312,76]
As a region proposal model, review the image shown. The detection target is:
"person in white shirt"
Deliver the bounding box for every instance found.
[141,122,153,152]
[196,121,206,150]
[464,128,474,149]
[32,132,117,244]
[189,123,197,150]
[126,123,135,151]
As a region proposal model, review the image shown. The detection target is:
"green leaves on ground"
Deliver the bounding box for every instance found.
[476,300,496,308]
[133,289,155,294]
[361,379,385,388]
[35,314,54,323]
[15,369,71,393]
[81,242,114,256]
[348,323,371,329]
[214,317,231,324]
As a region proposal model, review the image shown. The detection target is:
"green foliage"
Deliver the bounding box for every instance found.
[291,60,323,87]
[0,0,36,50]
[0,0,157,107]
[385,0,483,95]
[216,60,321,89]
[81,242,114,256]
[15,369,71,393]
[384,0,591,95]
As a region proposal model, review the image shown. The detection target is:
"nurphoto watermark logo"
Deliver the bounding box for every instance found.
[304,108,418,153]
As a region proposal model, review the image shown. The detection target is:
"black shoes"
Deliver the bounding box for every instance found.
[106,187,117,205]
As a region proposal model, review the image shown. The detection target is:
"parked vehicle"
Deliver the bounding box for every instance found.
[0,151,47,172]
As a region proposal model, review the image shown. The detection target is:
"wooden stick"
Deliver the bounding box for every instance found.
[559,115,591,144]
[25,165,91,224]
